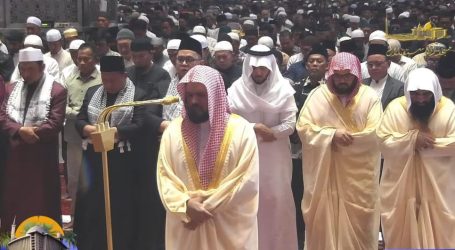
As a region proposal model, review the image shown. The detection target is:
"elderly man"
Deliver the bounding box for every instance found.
[63,43,102,221]
[163,37,203,121]
[0,47,67,230]
[10,35,60,83]
[297,52,382,249]
[387,39,418,81]
[157,65,259,250]
[45,29,73,71]
[162,39,181,79]
[377,68,455,248]
[74,56,147,250]
[116,28,135,68]
[228,44,298,250]
[364,43,404,109]
[212,41,242,90]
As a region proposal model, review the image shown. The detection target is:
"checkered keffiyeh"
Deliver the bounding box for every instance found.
[177,65,231,189]
[326,52,362,102]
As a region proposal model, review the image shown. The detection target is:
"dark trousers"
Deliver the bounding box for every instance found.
[292,158,305,249]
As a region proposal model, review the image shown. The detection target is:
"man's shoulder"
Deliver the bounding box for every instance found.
[384,96,407,112]
[387,76,404,85]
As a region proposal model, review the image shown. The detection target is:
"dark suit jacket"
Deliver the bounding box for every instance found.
[126,64,171,100]
[364,75,404,109]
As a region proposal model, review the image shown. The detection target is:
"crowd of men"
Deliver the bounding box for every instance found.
[1,0,455,249]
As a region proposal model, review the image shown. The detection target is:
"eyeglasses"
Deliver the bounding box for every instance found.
[177,56,199,64]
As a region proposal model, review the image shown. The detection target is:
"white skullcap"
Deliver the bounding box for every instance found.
[46,29,62,42]
[369,30,387,41]
[24,35,43,47]
[342,14,352,21]
[214,41,233,52]
[138,14,149,24]
[191,34,208,49]
[387,39,401,53]
[350,4,358,9]
[351,29,365,38]
[337,36,351,47]
[244,20,255,26]
[386,7,393,14]
[151,37,164,46]
[285,20,294,28]
[225,12,233,20]
[349,15,361,23]
[227,32,240,41]
[297,9,304,14]
[277,11,287,17]
[249,14,258,20]
[26,16,41,27]
[308,4,313,8]
[167,39,181,50]
[69,39,85,50]
[307,10,314,15]
[19,47,43,62]
[398,11,410,18]
[333,2,339,7]
[258,36,274,49]
[193,25,206,35]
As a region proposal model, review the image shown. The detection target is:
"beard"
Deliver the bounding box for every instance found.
[332,79,357,95]
[186,105,209,124]
[409,98,435,124]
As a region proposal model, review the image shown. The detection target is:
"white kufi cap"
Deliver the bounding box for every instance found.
[167,39,181,50]
[214,41,233,52]
[191,34,208,49]
[193,25,207,35]
[24,35,43,47]
[227,32,240,41]
[369,30,387,41]
[19,47,43,62]
[69,39,85,50]
[351,29,365,38]
[349,15,361,23]
[46,29,62,42]
[258,36,274,49]
[26,16,41,27]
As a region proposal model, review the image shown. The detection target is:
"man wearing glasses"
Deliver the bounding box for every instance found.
[163,36,203,121]
[364,43,404,109]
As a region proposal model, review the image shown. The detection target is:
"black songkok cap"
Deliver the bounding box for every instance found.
[436,50,455,78]
[367,43,388,57]
[178,37,202,56]
[339,39,356,53]
[307,44,329,60]
[131,37,153,52]
[100,56,125,72]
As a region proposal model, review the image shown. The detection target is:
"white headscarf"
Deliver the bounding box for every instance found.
[405,68,443,112]
[228,44,296,113]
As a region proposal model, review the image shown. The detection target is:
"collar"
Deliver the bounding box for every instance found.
[77,68,98,82]
[371,74,388,86]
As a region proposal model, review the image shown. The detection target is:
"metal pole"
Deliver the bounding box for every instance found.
[101,151,114,250]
